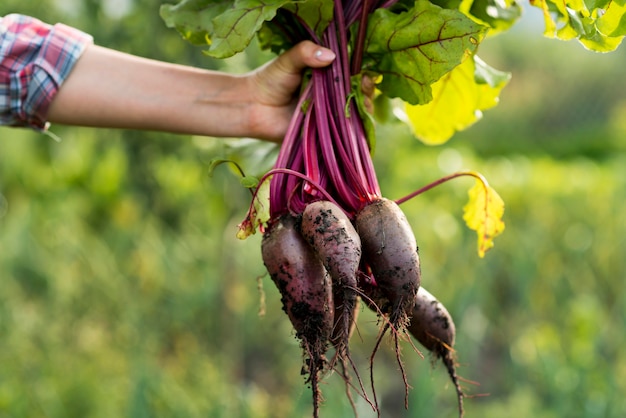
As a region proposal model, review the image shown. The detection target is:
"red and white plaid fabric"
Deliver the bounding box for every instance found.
[0,14,92,130]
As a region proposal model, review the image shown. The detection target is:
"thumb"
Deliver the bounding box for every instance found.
[251,41,336,106]
[273,40,336,75]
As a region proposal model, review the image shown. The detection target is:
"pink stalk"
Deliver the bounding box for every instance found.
[263,0,388,223]
[394,171,489,206]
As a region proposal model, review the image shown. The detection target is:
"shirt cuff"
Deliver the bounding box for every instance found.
[0,14,94,130]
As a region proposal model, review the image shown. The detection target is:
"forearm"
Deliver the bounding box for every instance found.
[47,44,255,138]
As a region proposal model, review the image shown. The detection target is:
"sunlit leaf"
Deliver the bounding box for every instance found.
[473,55,512,87]
[528,0,558,37]
[365,0,487,105]
[403,55,510,145]
[236,176,271,239]
[597,0,626,37]
[467,0,523,34]
[529,0,626,51]
[463,178,505,257]
[578,28,624,50]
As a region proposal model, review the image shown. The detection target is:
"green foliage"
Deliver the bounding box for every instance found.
[156,0,626,149]
[529,0,625,51]
[160,0,492,138]
[364,1,487,105]
[283,0,334,36]
[468,0,522,34]
[160,0,330,58]
[160,0,232,46]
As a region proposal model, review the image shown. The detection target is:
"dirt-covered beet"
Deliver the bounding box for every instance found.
[261,214,334,418]
[301,200,361,352]
[408,287,455,354]
[356,198,421,328]
[408,287,464,418]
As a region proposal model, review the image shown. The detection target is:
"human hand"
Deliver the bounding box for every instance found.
[245,41,336,141]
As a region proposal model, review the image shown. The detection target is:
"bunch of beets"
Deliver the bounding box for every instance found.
[233,1,469,417]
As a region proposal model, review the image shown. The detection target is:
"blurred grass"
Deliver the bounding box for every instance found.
[2,2,626,417]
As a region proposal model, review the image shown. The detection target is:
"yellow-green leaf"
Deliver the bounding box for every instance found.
[529,0,558,37]
[598,1,626,37]
[403,56,510,145]
[462,178,505,257]
[236,175,271,240]
[529,0,626,52]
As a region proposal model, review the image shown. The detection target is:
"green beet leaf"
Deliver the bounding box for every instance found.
[283,0,334,38]
[160,0,231,46]
[209,0,291,58]
[161,0,293,58]
[530,0,625,52]
[468,0,522,35]
[364,0,488,106]
[597,0,626,37]
[257,0,334,54]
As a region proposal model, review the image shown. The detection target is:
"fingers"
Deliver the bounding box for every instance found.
[274,40,336,75]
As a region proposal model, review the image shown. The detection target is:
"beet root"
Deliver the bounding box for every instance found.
[356,198,420,329]
[300,200,361,352]
[261,214,334,418]
[408,287,455,354]
[408,287,464,418]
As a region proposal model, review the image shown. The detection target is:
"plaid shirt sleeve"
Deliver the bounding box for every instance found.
[0,14,93,130]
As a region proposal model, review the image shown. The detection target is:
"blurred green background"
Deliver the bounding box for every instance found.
[1,2,625,417]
